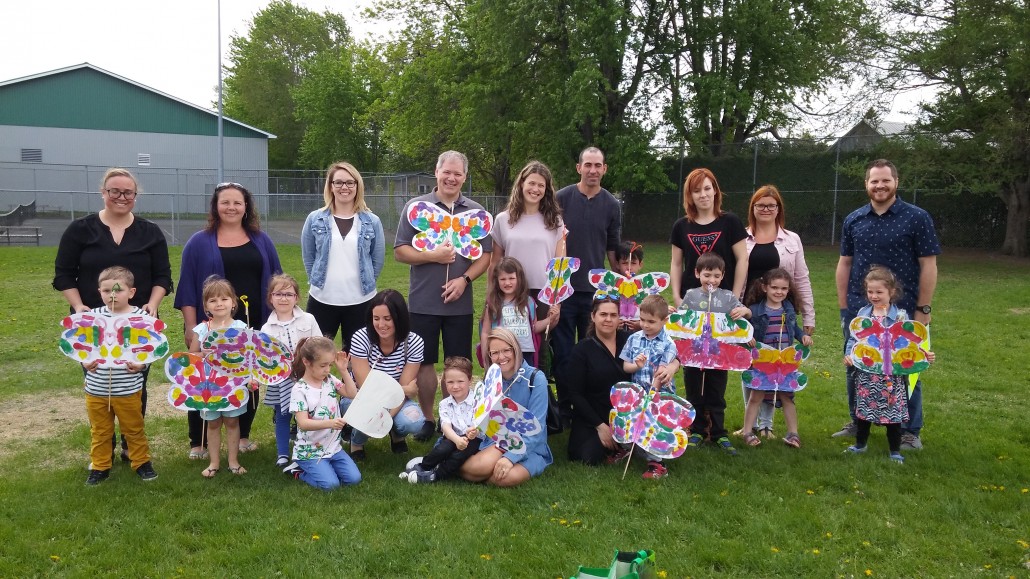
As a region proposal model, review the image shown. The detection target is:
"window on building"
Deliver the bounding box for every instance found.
[138,154,151,166]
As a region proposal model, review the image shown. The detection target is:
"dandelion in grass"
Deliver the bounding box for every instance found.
[806,489,815,495]
[770,546,780,553]
[862,540,872,547]
[657,571,668,578]
[720,489,729,496]
[49,555,59,563]
[480,554,493,560]
[1022,488,1028,493]
[1016,539,1029,549]
[984,564,992,569]
[865,570,873,576]
[311,535,320,540]
[811,549,820,555]
[825,532,833,538]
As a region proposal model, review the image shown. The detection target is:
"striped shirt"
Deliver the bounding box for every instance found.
[761,306,789,348]
[349,328,425,382]
[83,306,147,397]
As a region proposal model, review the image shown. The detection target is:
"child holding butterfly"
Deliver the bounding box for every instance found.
[191,275,249,478]
[614,241,645,331]
[260,273,322,472]
[741,268,813,448]
[480,257,558,368]
[844,266,934,464]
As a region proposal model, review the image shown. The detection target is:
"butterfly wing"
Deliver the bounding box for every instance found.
[709,313,754,343]
[164,352,250,412]
[631,272,671,302]
[666,309,704,339]
[886,320,930,375]
[609,381,647,445]
[407,201,450,252]
[742,343,809,392]
[115,314,169,365]
[448,209,493,260]
[637,391,695,459]
[537,257,581,305]
[246,331,293,385]
[59,313,108,365]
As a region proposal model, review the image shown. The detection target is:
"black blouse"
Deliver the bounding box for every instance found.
[220,242,264,325]
[565,330,631,429]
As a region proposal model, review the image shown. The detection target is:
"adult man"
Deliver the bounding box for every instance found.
[552,147,622,413]
[395,151,492,440]
[834,159,940,449]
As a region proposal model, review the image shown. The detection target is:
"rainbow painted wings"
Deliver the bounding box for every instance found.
[407,201,492,260]
[667,309,753,371]
[609,381,695,459]
[202,328,292,386]
[165,352,250,412]
[537,257,580,306]
[59,312,169,368]
[472,364,542,455]
[848,316,930,376]
[742,343,811,392]
[588,269,670,320]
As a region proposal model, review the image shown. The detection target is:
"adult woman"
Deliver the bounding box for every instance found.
[460,328,552,487]
[565,297,631,465]
[53,168,172,461]
[175,182,282,458]
[345,289,426,459]
[301,161,385,352]
[669,168,749,302]
[743,185,816,438]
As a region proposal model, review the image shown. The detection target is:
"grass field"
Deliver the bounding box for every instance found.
[0,244,1028,577]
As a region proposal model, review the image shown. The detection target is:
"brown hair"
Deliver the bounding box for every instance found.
[638,294,669,319]
[291,336,337,381]
[744,267,799,310]
[207,183,261,233]
[695,252,725,273]
[267,273,300,306]
[586,296,620,337]
[504,161,562,230]
[443,356,473,380]
[321,161,369,213]
[485,257,530,328]
[682,168,724,221]
[747,185,786,231]
[865,159,899,180]
[98,266,134,288]
[863,265,903,302]
[201,275,238,315]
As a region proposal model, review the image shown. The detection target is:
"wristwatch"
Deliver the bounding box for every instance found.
[462,274,472,285]
[916,304,932,314]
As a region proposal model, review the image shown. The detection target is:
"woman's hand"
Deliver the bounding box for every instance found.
[493,457,515,481]
[596,423,616,450]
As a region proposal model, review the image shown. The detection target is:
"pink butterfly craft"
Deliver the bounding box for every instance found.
[848,316,930,376]
[537,257,581,306]
[59,312,169,368]
[609,381,695,459]
[472,364,542,455]
[667,309,753,371]
[588,269,670,320]
[406,201,493,260]
[742,343,811,393]
[165,352,250,412]
[202,328,292,388]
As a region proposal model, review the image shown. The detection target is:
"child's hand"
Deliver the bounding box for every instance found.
[926,351,936,363]
[748,338,756,348]
[328,417,346,430]
[653,364,673,387]
[82,360,100,373]
[801,335,813,347]
[843,355,853,367]
[125,362,144,374]
[634,353,647,368]
[623,319,641,332]
[455,437,468,450]
[334,350,350,373]
[729,306,750,320]
[466,427,479,439]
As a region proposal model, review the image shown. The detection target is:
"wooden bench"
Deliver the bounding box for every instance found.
[0,226,42,245]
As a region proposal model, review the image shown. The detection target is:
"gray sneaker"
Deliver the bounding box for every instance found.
[899,432,923,450]
[831,422,857,438]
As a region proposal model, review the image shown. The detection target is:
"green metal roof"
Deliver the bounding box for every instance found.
[0,63,274,139]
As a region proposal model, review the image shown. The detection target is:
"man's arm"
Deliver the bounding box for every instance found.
[915,255,937,325]
[835,256,853,325]
[394,244,454,266]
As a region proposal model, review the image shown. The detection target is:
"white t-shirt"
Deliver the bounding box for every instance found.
[501,300,534,352]
[290,376,345,461]
[492,211,565,290]
[308,216,375,306]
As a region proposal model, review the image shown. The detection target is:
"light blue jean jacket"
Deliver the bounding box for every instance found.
[301,208,385,294]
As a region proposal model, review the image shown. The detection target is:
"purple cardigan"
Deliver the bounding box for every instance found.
[173,228,282,324]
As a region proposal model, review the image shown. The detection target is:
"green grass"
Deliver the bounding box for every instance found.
[1,245,1029,577]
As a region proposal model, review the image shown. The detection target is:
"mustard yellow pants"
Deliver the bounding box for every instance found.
[86,391,150,470]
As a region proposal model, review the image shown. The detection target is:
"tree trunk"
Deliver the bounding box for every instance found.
[1000,179,1029,257]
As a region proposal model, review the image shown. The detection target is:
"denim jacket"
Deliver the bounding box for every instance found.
[301,208,385,294]
[749,300,805,346]
[844,304,907,355]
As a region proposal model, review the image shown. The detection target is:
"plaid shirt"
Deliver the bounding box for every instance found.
[620,328,678,391]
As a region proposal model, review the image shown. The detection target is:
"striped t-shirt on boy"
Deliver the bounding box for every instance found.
[83,305,147,397]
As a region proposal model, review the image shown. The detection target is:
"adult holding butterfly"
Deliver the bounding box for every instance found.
[394,151,493,440]
[460,328,552,487]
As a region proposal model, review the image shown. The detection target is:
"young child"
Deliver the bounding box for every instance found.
[82,267,157,485]
[740,268,814,449]
[844,266,934,464]
[480,257,558,368]
[615,241,645,331]
[289,336,361,490]
[400,357,481,483]
[615,295,680,479]
[679,252,751,456]
[191,276,249,478]
[260,273,322,472]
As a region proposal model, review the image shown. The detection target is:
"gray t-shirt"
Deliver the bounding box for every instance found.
[680,286,744,313]
[555,184,621,291]
[394,189,493,315]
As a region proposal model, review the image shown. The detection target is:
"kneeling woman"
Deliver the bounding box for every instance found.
[460,328,552,487]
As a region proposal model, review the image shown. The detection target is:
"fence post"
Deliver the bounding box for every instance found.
[831,142,840,245]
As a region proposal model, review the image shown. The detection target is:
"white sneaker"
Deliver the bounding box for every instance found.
[404,456,424,472]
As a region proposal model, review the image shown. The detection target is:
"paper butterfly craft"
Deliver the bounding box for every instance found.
[472,364,542,455]
[165,352,251,412]
[202,328,292,387]
[538,257,581,306]
[667,309,753,371]
[609,382,695,459]
[406,201,492,260]
[343,369,406,438]
[848,316,930,376]
[588,269,670,320]
[59,312,169,368]
[742,343,811,393]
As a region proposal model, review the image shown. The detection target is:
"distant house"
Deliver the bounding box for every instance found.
[834,119,910,152]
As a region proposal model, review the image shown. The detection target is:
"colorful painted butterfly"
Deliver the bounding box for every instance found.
[472,364,542,455]
[588,269,671,320]
[203,328,292,388]
[848,316,930,376]
[742,343,811,392]
[406,201,492,260]
[667,309,753,371]
[165,352,251,412]
[537,257,581,306]
[59,312,169,368]
[609,381,695,459]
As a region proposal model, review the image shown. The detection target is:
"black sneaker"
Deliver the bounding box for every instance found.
[413,420,436,442]
[136,461,158,481]
[275,455,290,468]
[86,469,110,485]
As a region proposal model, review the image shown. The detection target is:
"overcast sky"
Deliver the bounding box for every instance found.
[3,0,922,132]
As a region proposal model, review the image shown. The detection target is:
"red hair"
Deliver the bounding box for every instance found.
[747,185,786,231]
[682,168,724,222]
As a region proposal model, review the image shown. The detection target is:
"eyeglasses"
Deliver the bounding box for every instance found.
[215,182,246,192]
[754,204,779,212]
[488,347,515,359]
[104,188,137,200]
[331,179,358,189]
[272,292,297,299]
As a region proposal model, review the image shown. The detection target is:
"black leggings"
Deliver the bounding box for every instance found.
[855,420,902,453]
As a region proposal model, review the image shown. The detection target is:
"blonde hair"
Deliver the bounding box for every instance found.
[638,294,669,319]
[321,161,368,213]
[486,327,524,370]
[291,336,337,381]
[267,273,300,305]
[100,168,140,193]
[201,276,237,315]
[98,266,134,288]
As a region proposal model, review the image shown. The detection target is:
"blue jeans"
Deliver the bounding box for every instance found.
[340,397,425,446]
[296,450,361,490]
[274,399,292,458]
